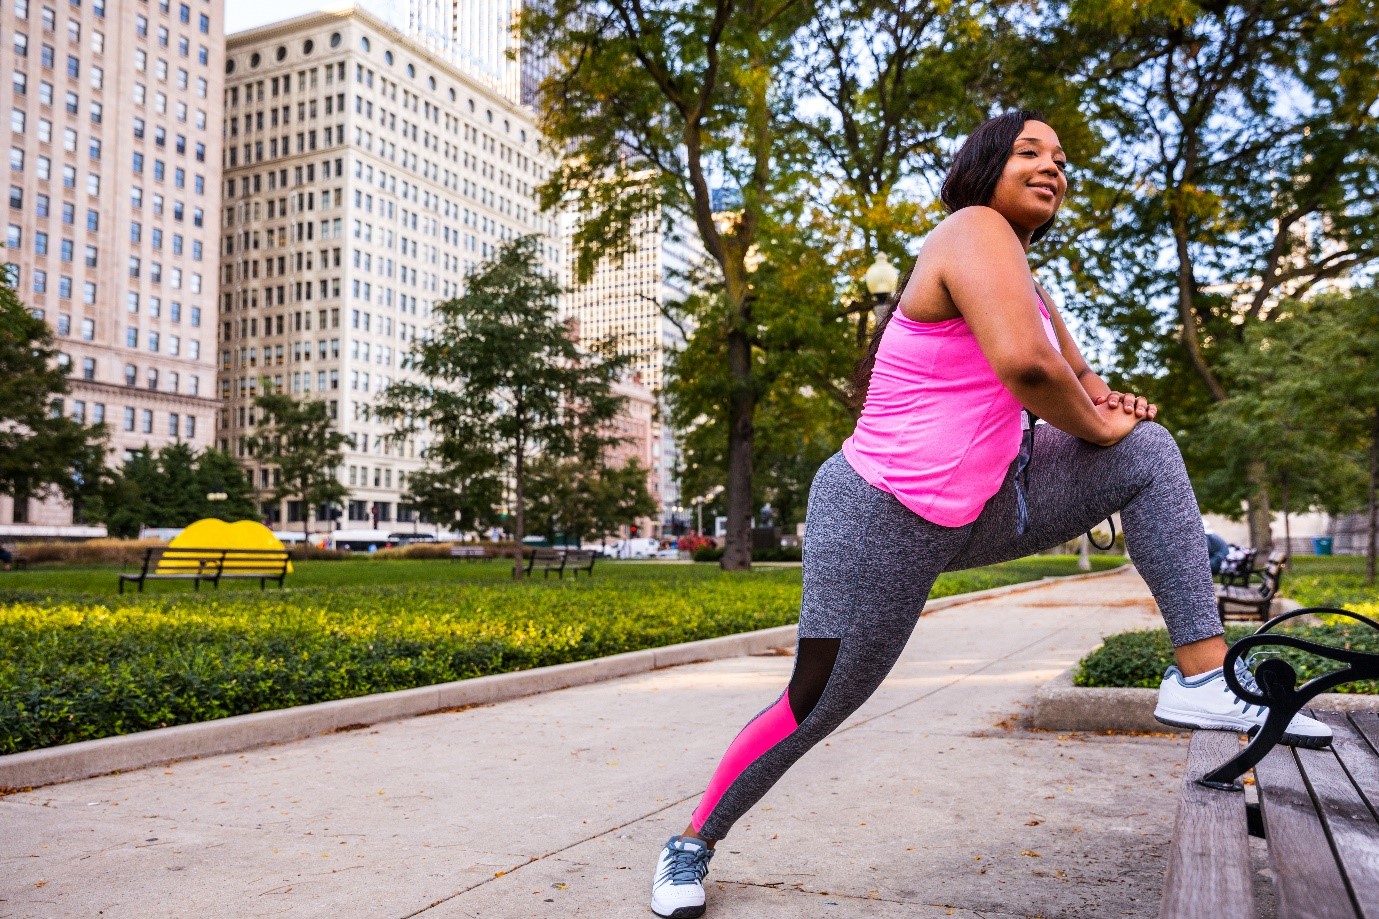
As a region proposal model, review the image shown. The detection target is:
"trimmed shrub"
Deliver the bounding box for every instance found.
[12,539,165,567]
[1075,623,1379,694]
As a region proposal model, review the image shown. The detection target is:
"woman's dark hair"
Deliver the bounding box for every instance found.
[849,110,1056,411]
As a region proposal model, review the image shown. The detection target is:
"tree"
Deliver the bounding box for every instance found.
[98,445,256,538]
[1214,290,1379,581]
[526,456,659,544]
[1040,0,1379,549]
[0,277,108,512]
[377,237,634,580]
[401,461,504,537]
[250,387,349,554]
[526,0,999,568]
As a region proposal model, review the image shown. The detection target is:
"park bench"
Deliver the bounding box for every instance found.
[1216,550,1286,622]
[1160,608,1379,919]
[449,545,492,561]
[118,547,291,593]
[524,547,597,579]
[1217,547,1258,588]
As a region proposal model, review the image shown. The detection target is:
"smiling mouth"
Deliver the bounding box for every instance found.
[1029,185,1056,197]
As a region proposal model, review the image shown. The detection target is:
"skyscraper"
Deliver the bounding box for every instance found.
[220,7,559,534]
[1,0,226,533]
[364,0,523,105]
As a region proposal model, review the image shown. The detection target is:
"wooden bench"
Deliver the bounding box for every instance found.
[1162,607,1379,918]
[449,545,492,561]
[1217,551,1286,622]
[119,547,220,593]
[1161,713,1379,919]
[209,548,292,590]
[118,547,291,593]
[524,547,597,579]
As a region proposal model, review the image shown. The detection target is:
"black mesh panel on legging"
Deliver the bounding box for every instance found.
[786,637,841,723]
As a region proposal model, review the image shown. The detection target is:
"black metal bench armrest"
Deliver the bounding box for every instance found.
[1200,606,1379,790]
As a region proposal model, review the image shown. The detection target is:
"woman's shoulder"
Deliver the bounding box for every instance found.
[932,205,1015,239]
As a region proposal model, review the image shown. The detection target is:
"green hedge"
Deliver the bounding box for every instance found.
[1075,623,1379,694]
[0,575,803,755]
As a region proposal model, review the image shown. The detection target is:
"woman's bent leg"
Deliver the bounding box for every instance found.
[944,422,1221,648]
[691,453,969,841]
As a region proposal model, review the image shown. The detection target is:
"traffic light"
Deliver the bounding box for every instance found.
[629,525,638,537]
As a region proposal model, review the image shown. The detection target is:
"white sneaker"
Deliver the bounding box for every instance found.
[650,835,714,918]
[1154,662,1332,748]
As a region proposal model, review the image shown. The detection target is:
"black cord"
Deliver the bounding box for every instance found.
[1088,516,1116,550]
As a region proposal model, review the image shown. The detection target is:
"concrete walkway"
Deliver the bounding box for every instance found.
[1,567,1188,919]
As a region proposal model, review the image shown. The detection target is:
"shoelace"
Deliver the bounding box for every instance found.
[1224,658,1265,718]
[660,843,712,886]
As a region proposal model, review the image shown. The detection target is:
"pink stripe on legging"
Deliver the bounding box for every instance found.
[691,692,798,833]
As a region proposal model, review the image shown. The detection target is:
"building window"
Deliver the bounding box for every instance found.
[140,409,153,433]
[123,406,135,431]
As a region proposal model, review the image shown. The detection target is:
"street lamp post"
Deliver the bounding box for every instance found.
[864,252,901,321]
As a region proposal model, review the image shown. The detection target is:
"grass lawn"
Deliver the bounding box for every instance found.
[1075,554,1379,692]
[1,554,1122,754]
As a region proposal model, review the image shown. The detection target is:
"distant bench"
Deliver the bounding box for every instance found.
[525,547,596,579]
[449,545,492,561]
[1216,550,1286,622]
[118,547,292,593]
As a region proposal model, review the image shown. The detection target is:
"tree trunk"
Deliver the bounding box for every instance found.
[513,437,526,582]
[302,499,311,560]
[1368,410,1377,585]
[1245,459,1273,554]
[722,323,755,571]
[1281,469,1291,569]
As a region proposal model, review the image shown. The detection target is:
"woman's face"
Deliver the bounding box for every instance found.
[986,120,1067,236]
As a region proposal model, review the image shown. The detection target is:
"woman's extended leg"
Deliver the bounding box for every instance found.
[691,453,971,841]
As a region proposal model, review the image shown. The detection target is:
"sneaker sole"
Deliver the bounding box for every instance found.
[1153,711,1332,749]
[650,905,705,919]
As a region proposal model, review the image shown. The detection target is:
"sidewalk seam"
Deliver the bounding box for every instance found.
[0,565,1126,791]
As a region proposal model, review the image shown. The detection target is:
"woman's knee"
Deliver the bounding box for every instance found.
[1122,420,1180,459]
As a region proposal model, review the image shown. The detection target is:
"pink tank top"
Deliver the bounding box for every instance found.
[841,295,1060,527]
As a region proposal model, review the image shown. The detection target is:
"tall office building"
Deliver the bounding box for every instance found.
[364,0,524,105]
[1,0,226,534]
[220,7,559,533]
[561,188,707,532]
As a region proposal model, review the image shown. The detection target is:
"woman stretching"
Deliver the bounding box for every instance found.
[649,111,1331,919]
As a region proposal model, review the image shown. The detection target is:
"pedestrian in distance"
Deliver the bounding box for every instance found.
[649,110,1332,919]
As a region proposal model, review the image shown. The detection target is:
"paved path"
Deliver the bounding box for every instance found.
[2,567,1188,919]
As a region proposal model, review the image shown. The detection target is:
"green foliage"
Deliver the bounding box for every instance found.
[377,237,635,574]
[101,445,257,538]
[0,556,1117,752]
[0,278,109,509]
[526,457,658,543]
[1074,624,1379,695]
[1032,2,1379,538]
[251,387,350,542]
[1206,289,1379,579]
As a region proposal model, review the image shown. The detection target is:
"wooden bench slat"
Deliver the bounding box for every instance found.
[1256,743,1360,919]
[1319,712,1379,819]
[1160,731,1257,919]
[1304,714,1379,917]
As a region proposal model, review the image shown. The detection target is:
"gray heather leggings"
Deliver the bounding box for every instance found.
[691,421,1222,840]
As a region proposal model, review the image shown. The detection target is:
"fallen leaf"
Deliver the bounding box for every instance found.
[1021,850,1041,857]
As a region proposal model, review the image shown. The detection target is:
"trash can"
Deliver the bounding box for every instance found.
[1312,536,1333,556]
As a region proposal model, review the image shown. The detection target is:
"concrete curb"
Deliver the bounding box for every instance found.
[0,565,1126,790]
[1030,666,1379,734]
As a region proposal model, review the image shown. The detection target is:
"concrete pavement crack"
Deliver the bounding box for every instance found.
[396,793,700,918]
